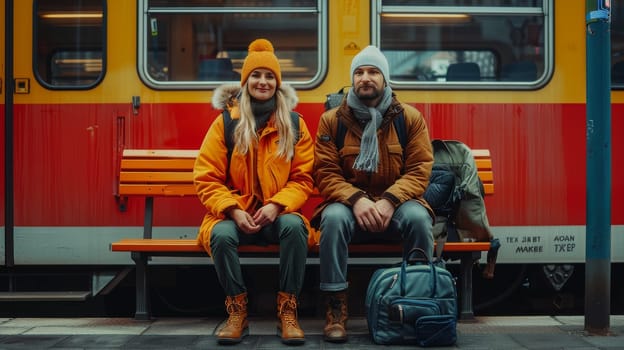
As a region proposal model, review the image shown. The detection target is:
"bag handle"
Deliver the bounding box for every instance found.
[404,247,430,264]
[400,248,438,297]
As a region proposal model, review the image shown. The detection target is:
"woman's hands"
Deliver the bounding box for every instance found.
[226,203,283,234]
[252,203,282,227]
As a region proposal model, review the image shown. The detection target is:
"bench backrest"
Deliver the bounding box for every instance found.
[472,149,494,195]
[119,149,199,196]
[118,148,494,197]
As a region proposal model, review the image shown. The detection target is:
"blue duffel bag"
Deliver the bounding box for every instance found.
[365,248,458,347]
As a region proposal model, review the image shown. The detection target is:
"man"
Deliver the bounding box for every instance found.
[311,45,434,343]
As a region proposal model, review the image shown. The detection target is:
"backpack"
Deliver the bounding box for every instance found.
[424,163,461,219]
[221,109,300,168]
[425,139,500,277]
[423,143,464,241]
[324,86,349,111]
[426,139,492,242]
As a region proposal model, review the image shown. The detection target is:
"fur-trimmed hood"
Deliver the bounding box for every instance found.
[211,83,299,111]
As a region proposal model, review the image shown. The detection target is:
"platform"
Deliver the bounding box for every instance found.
[0,315,623,349]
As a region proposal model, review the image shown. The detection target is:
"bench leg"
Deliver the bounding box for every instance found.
[459,253,475,321]
[131,195,154,320]
[143,197,153,239]
[131,252,151,320]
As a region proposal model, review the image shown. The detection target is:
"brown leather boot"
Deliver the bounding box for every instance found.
[276,291,305,345]
[217,292,249,344]
[323,290,348,343]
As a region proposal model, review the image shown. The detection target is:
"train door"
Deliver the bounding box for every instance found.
[11,0,109,265]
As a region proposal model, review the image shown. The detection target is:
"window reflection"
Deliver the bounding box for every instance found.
[376,0,547,85]
[35,0,105,88]
[141,0,322,86]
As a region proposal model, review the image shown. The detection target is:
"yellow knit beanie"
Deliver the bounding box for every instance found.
[240,38,282,87]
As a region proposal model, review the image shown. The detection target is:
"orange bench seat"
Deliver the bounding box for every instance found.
[112,238,490,254]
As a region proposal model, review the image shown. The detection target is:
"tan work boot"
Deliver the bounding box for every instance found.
[217,292,249,344]
[323,290,348,343]
[276,291,305,345]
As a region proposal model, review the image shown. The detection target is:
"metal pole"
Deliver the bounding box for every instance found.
[4,0,15,267]
[585,0,611,335]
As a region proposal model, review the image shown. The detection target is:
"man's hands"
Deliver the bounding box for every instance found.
[226,203,283,234]
[353,197,395,232]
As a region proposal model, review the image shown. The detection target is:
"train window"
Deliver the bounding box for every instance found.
[611,3,624,86]
[34,0,105,89]
[372,0,551,89]
[383,0,541,5]
[138,0,326,90]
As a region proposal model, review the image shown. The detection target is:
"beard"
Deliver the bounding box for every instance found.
[354,85,382,100]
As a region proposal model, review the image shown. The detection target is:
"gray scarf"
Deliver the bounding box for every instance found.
[346,86,393,172]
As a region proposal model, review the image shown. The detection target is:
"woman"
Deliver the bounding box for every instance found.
[193,38,314,345]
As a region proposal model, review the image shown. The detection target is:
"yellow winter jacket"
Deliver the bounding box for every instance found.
[193,84,315,254]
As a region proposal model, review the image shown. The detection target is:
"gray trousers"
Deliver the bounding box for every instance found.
[210,213,308,296]
[318,200,433,292]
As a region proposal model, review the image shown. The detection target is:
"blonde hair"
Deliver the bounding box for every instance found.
[233,86,295,159]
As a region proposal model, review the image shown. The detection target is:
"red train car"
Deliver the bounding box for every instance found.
[1,0,622,314]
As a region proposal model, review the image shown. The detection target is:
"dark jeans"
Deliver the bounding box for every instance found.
[210,213,308,296]
[318,200,433,292]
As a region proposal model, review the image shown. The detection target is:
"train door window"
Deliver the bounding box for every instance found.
[34,0,105,89]
[373,0,552,90]
[138,0,326,90]
[611,3,624,86]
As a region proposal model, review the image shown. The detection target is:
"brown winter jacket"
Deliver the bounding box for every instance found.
[311,94,434,237]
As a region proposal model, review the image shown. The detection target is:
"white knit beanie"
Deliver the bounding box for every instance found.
[350,45,390,84]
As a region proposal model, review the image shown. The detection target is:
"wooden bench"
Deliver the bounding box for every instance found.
[111,148,494,321]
